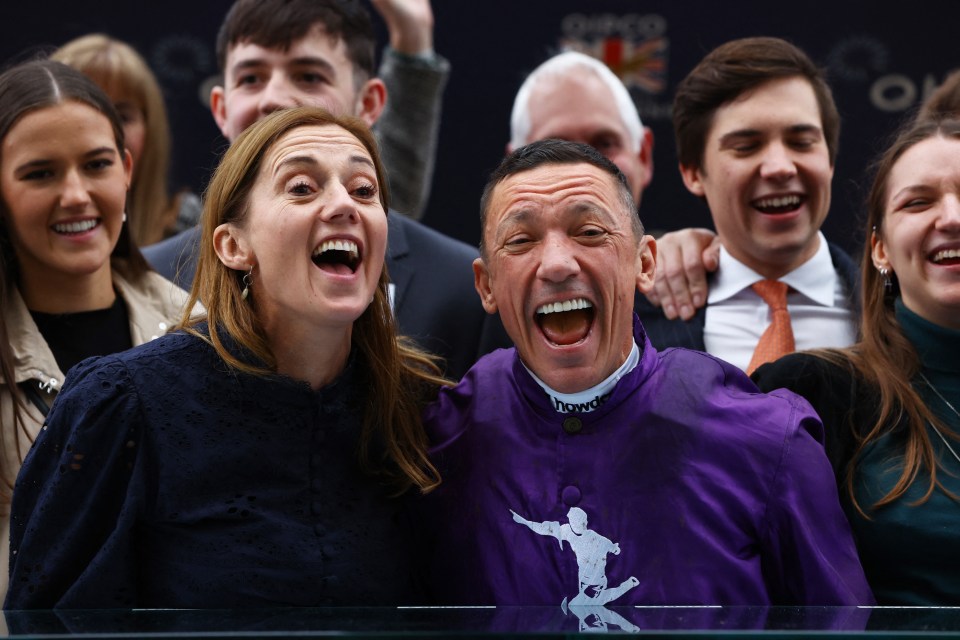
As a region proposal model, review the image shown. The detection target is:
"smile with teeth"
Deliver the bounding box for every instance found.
[753,194,802,214]
[312,239,361,273]
[52,219,99,234]
[931,248,960,265]
[535,298,594,346]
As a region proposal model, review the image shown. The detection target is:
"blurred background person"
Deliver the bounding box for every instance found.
[52,34,201,246]
[507,50,654,212]
[369,0,447,220]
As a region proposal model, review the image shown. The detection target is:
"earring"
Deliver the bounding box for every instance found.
[122,212,128,223]
[879,266,894,294]
[241,266,254,300]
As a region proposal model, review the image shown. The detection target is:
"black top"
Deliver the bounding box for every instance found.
[30,294,132,375]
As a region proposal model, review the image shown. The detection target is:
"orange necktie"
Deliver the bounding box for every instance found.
[746,280,795,375]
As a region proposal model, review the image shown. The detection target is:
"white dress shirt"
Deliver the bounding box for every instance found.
[704,233,857,372]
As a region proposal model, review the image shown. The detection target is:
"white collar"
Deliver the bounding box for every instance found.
[708,232,839,307]
[524,340,640,414]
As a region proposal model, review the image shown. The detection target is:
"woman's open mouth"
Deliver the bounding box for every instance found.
[312,239,361,275]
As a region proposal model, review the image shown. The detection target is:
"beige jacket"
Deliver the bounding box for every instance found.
[0,264,191,603]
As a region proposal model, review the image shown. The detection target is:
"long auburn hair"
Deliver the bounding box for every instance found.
[0,59,148,495]
[52,34,175,246]
[177,106,447,493]
[815,117,960,516]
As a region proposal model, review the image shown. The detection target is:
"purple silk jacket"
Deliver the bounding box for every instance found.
[414,317,873,606]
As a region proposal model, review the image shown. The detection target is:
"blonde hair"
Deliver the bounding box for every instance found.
[52,34,174,246]
[179,106,447,492]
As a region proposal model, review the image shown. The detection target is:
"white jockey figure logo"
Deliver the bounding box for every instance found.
[510,506,639,608]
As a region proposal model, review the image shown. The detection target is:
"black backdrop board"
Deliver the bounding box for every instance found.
[3,1,957,259]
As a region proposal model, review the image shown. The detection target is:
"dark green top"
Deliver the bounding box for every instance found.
[850,300,960,604]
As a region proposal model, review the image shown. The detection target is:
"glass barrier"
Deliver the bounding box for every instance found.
[4,606,960,637]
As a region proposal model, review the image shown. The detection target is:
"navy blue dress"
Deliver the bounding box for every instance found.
[5,329,421,609]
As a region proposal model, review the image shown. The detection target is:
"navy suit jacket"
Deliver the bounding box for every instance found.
[142,214,510,380]
[636,242,861,352]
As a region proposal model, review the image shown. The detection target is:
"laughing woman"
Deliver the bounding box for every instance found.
[752,117,960,604]
[0,60,189,604]
[5,106,447,609]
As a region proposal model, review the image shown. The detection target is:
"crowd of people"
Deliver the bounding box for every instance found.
[0,0,957,617]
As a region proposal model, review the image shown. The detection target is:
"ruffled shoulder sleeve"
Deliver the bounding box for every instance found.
[5,355,147,609]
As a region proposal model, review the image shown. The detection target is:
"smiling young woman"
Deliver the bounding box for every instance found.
[0,59,191,605]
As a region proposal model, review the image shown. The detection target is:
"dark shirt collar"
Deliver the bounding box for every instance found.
[895,298,960,376]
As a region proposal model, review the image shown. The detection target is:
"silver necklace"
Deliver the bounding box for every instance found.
[917,371,960,466]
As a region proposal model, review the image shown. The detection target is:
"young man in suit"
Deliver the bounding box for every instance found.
[639,37,858,372]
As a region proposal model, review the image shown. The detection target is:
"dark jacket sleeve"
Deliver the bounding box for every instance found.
[633,291,707,352]
[141,227,199,291]
[752,353,865,485]
[5,357,146,609]
[375,47,450,220]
